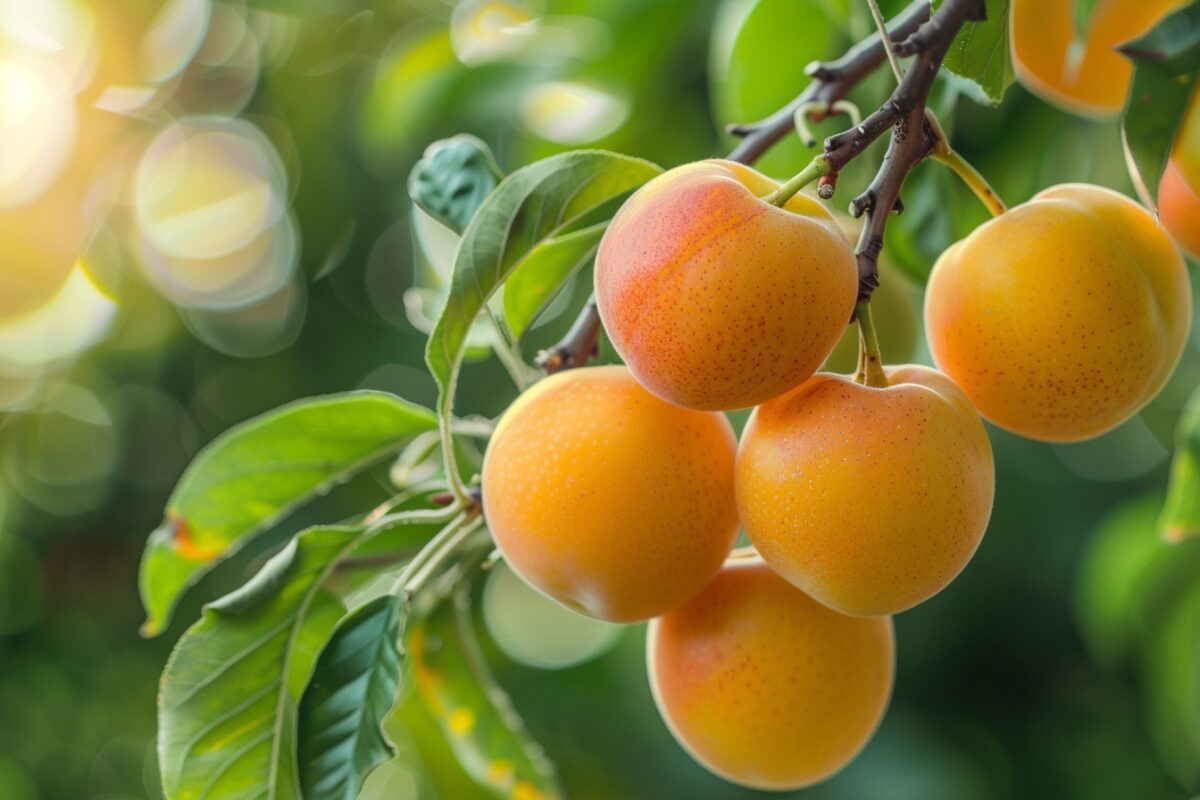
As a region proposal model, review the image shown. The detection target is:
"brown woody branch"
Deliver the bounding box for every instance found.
[725,0,931,165]
[540,0,982,372]
[823,0,986,302]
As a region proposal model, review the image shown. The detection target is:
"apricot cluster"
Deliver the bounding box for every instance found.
[482,157,1191,789]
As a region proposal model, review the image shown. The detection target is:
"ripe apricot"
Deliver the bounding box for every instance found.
[481,365,739,623]
[736,365,994,617]
[925,184,1192,442]
[648,559,894,790]
[594,159,857,411]
[1011,0,1188,117]
[1159,159,1200,259]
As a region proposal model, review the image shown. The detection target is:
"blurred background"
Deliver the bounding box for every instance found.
[0,0,1197,798]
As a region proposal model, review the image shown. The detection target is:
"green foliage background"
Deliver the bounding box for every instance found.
[1,0,1198,798]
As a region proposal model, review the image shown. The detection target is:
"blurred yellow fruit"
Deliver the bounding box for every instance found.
[1012,0,1188,117]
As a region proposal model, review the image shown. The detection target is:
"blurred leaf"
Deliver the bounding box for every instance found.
[409,135,504,235]
[1161,387,1200,542]
[934,0,1014,104]
[1073,0,1101,43]
[409,578,563,800]
[158,526,361,800]
[424,150,661,415]
[503,223,607,340]
[139,393,436,637]
[709,0,846,177]
[359,28,462,168]
[1121,2,1200,205]
[1143,576,1200,789]
[298,595,404,800]
[884,160,987,284]
[1075,493,1170,667]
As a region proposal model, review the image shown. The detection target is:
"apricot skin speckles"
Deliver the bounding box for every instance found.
[924,183,1192,443]
[482,365,739,623]
[595,159,857,411]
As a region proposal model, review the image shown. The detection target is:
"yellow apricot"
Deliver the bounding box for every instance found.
[594,159,857,411]
[481,365,739,623]
[1159,158,1200,259]
[925,183,1192,442]
[736,365,994,617]
[648,559,894,790]
[1011,0,1188,117]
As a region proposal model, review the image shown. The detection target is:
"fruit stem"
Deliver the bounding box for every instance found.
[926,112,1006,217]
[866,0,905,83]
[854,300,889,388]
[762,157,833,207]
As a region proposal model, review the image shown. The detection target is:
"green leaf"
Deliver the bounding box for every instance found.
[158,525,365,800]
[1160,387,1200,542]
[884,158,989,285]
[409,577,563,800]
[503,223,607,340]
[298,595,404,800]
[409,135,504,235]
[935,0,1014,104]
[139,392,436,637]
[1073,0,1102,43]
[1120,2,1200,203]
[1143,576,1200,789]
[1074,493,1170,667]
[424,150,661,413]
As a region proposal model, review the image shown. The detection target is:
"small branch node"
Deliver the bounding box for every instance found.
[817,173,838,199]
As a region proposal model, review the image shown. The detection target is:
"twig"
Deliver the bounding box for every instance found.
[536,295,602,374]
[541,0,931,375]
[823,0,986,301]
[726,0,930,165]
[867,0,905,83]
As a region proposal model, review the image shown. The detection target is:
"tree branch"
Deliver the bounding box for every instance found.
[824,0,986,301]
[539,0,982,373]
[726,0,930,165]
[535,296,601,372]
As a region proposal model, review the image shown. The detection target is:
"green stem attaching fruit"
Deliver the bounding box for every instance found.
[926,111,1007,217]
[854,300,889,388]
[763,156,834,207]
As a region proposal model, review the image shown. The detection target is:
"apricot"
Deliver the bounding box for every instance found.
[648,559,894,790]
[1159,159,1200,259]
[925,184,1192,442]
[736,365,994,617]
[1011,0,1188,117]
[481,365,739,623]
[594,159,857,411]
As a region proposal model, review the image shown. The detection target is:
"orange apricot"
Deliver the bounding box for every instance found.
[1011,0,1188,117]
[736,365,994,617]
[648,559,894,790]
[1159,158,1200,259]
[925,183,1192,442]
[481,365,739,623]
[594,159,857,411]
